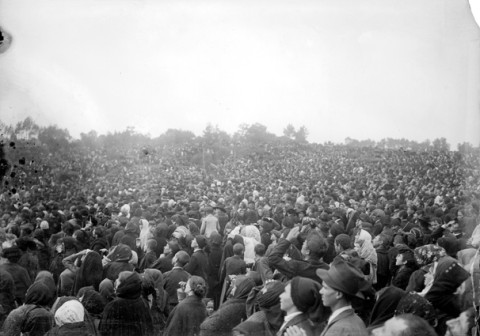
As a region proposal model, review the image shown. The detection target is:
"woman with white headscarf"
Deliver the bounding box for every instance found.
[44,299,93,336]
[355,229,378,284]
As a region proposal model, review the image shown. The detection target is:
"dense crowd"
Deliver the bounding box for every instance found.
[0,142,479,336]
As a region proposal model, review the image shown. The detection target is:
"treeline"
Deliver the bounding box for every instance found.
[0,117,478,166]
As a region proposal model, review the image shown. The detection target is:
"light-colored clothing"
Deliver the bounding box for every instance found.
[200,215,220,238]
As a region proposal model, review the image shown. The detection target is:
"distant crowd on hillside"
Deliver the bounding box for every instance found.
[0,137,479,336]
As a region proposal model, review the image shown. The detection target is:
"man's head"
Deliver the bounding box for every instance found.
[233,243,245,257]
[254,243,266,258]
[373,314,437,336]
[172,250,190,267]
[334,234,351,254]
[301,232,328,260]
[316,259,366,310]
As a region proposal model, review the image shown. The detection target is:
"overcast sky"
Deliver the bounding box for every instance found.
[0,0,479,147]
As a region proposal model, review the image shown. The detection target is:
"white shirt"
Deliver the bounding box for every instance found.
[327,305,352,325]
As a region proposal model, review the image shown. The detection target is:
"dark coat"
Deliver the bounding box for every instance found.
[392,265,415,290]
[0,262,32,305]
[267,239,329,282]
[163,267,191,307]
[151,254,174,274]
[103,261,134,281]
[163,295,207,336]
[99,272,154,336]
[45,322,94,336]
[184,250,209,280]
[199,298,249,336]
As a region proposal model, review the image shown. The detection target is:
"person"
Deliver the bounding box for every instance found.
[232,280,285,336]
[163,250,191,310]
[200,275,256,336]
[140,268,168,333]
[367,286,405,334]
[354,229,377,284]
[103,244,135,281]
[99,271,154,336]
[316,259,368,336]
[424,255,470,335]
[252,243,274,284]
[44,299,93,336]
[268,227,329,282]
[394,292,438,329]
[184,235,209,280]
[72,250,103,295]
[391,246,417,290]
[2,281,55,336]
[371,314,437,336]
[200,207,220,238]
[0,270,15,327]
[137,239,158,272]
[0,246,32,305]
[277,277,322,336]
[163,275,208,336]
[445,307,477,336]
[151,240,180,274]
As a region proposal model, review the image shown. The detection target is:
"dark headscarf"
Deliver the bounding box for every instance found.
[425,256,470,319]
[395,292,437,327]
[368,286,405,330]
[108,243,132,262]
[141,268,166,311]
[232,276,256,300]
[116,272,142,300]
[99,278,115,302]
[80,288,106,317]
[34,271,57,307]
[73,250,104,295]
[25,282,54,306]
[414,244,446,267]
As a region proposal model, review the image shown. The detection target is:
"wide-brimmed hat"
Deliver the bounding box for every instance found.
[316,258,366,298]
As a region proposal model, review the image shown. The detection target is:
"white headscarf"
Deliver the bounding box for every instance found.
[54,300,85,326]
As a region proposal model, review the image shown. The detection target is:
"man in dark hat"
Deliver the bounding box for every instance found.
[316,259,368,336]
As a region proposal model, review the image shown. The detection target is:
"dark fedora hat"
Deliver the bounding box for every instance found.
[316,258,365,298]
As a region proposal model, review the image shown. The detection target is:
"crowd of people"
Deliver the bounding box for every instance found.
[0,140,479,336]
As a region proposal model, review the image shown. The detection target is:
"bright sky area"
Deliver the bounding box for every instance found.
[0,0,479,147]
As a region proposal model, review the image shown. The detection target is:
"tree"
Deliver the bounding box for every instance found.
[432,137,450,152]
[283,124,296,139]
[38,125,72,152]
[294,126,309,143]
[14,117,40,140]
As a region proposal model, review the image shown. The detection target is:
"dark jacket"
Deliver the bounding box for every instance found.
[184,250,209,280]
[45,322,94,336]
[268,239,329,282]
[99,272,154,336]
[163,295,207,336]
[163,267,191,307]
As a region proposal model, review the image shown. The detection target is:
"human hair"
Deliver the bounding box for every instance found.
[394,314,437,336]
[188,276,207,298]
[306,233,328,259]
[233,243,245,256]
[174,251,190,267]
[254,243,266,257]
[146,239,157,250]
